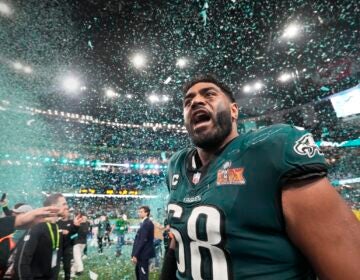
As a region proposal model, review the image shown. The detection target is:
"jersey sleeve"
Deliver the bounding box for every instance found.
[276,125,328,186]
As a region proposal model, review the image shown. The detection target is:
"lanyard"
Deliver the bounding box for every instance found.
[46,222,59,250]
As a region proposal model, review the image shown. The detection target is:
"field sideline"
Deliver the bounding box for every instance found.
[59,242,161,280]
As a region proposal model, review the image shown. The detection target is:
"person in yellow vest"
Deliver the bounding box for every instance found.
[14,193,81,280]
[0,205,60,279]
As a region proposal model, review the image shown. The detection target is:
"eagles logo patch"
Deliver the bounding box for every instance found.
[217,168,246,185]
[293,133,323,158]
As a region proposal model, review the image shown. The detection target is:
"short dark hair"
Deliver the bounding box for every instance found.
[140,205,150,217]
[43,193,63,207]
[183,74,236,102]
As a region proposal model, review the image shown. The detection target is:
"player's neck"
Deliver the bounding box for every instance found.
[197,131,239,166]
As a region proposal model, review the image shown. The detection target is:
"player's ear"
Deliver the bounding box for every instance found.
[230,102,238,121]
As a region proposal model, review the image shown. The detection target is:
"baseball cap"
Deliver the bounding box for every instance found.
[12,204,33,214]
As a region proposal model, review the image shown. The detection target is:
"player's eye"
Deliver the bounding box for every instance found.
[205,91,216,97]
[184,98,191,107]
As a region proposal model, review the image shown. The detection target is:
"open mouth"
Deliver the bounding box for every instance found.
[192,112,211,129]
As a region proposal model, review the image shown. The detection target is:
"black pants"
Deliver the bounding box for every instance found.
[104,232,111,246]
[62,246,73,280]
[135,259,150,280]
[97,236,103,253]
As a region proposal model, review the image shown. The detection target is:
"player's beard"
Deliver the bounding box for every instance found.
[186,108,232,151]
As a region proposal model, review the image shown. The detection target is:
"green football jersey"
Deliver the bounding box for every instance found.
[115,219,128,234]
[166,124,327,280]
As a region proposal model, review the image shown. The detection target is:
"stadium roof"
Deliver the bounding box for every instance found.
[0,0,358,123]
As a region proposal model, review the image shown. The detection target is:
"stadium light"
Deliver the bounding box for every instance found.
[278,72,293,82]
[126,94,132,99]
[149,94,160,103]
[132,53,146,68]
[243,81,264,93]
[12,62,33,74]
[176,58,187,68]
[282,23,301,39]
[63,76,80,92]
[162,95,169,102]
[23,66,33,74]
[13,62,23,70]
[253,81,263,90]
[0,2,12,16]
[105,88,117,98]
[243,85,251,93]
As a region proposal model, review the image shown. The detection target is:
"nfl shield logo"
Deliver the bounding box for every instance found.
[192,172,201,185]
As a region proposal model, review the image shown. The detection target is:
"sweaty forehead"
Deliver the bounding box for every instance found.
[185,82,222,96]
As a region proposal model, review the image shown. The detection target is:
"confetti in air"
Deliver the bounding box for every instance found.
[0,0,359,278]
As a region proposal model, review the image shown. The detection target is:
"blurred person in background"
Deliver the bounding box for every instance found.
[0,207,60,238]
[0,206,59,279]
[0,194,27,218]
[71,214,90,277]
[13,193,81,280]
[58,207,79,280]
[0,193,34,278]
[151,241,162,271]
[97,215,107,254]
[114,214,128,257]
[131,206,155,280]
[152,221,164,271]
[103,215,112,247]
[1,204,33,279]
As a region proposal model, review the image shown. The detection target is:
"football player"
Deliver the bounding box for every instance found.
[161,75,360,280]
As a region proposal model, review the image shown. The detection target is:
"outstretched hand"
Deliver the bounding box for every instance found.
[14,206,60,229]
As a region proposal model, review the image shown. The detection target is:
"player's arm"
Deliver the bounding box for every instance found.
[282,177,360,280]
[160,238,177,280]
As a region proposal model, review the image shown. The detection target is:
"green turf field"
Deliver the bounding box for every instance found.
[59,242,161,280]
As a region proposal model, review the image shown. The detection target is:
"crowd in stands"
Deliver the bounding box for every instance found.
[40,116,190,152]
[1,145,359,208]
[66,197,144,219]
[43,168,166,194]
[325,147,360,181]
